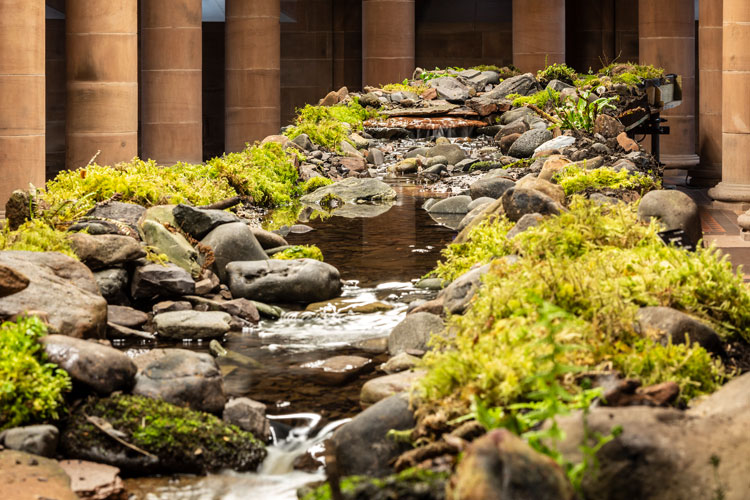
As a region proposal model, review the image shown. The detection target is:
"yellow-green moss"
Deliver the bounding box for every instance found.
[0,219,77,258]
[271,244,324,261]
[553,165,661,196]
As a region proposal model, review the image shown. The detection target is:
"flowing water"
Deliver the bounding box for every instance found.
[124,183,456,499]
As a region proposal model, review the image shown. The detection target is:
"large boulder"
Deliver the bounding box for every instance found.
[141,220,201,277]
[200,222,267,283]
[448,429,574,500]
[508,128,554,158]
[227,259,342,304]
[173,204,241,239]
[300,177,397,205]
[132,349,226,413]
[502,188,562,222]
[637,190,702,248]
[330,394,415,477]
[388,312,444,355]
[0,251,107,338]
[67,233,145,270]
[441,263,492,315]
[41,335,137,395]
[153,310,232,340]
[0,425,59,457]
[130,263,195,300]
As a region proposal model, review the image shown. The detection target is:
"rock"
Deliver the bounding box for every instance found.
[594,114,625,138]
[494,119,529,141]
[388,312,444,355]
[589,193,620,205]
[502,188,562,222]
[0,449,78,500]
[223,398,271,441]
[291,133,314,151]
[107,305,148,329]
[0,251,107,339]
[227,259,342,304]
[337,155,367,174]
[425,143,467,165]
[508,128,554,158]
[107,322,155,341]
[500,106,535,125]
[515,175,566,204]
[68,233,145,271]
[0,264,29,298]
[87,201,146,227]
[133,348,226,413]
[93,268,129,305]
[486,73,540,99]
[140,204,177,230]
[153,300,192,314]
[534,135,576,155]
[366,148,385,165]
[547,79,574,92]
[469,176,515,200]
[200,222,267,283]
[381,352,421,374]
[468,197,495,211]
[4,190,34,230]
[428,76,470,102]
[300,177,396,205]
[361,371,425,406]
[637,189,702,248]
[636,306,723,354]
[318,90,340,106]
[498,132,522,153]
[340,140,362,158]
[458,204,491,232]
[427,195,473,214]
[616,131,640,152]
[172,204,241,240]
[390,157,419,174]
[331,394,415,477]
[0,425,59,457]
[507,213,543,239]
[252,300,283,319]
[131,263,195,300]
[448,429,574,500]
[538,155,572,181]
[612,158,638,173]
[41,334,136,395]
[217,298,259,323]
[250,227,288,250]
[58,460,125,500]
[300,355,373,386]
[441,264,491,315]
[153,310,232,339]
[141,220,201,277]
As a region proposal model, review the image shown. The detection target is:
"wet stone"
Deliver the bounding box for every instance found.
[300,355,374,386]
[153,310,232,340]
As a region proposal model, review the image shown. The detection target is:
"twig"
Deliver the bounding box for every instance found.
[199,195,249,211]
[85,415,158,460]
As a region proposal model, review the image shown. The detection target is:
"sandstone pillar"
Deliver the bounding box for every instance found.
[362,0,415,87]
[46,18,66,180]
[689,0,722,186]
[639,0,699,169]
[225,0,280,152]
[708,0,750,201]
[513,0,565,73]
[0,0,45,209]
[141,0,203,165]
[66,0,138,169]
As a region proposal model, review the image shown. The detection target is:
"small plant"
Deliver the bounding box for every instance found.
[271,244,324,261]
[555,91,619,132]
[0,316,71,430]
[537,63,578,85]
[506,88,560,109]
[553,165,661,196]
[301,176,334,194]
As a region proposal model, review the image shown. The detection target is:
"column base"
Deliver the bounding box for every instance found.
[661,153,700,169]
[708,182,750,203]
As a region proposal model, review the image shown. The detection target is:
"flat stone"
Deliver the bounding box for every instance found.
[153,310,232,339]
[0,449,77,500]
[534,135,576,155]
[68,233,145,270]
[0,425,59,457]
[300,355,374,386]
[427,195,473,214]
[106,322,155,341]
[107,305,148,329]
[428,76,470,102]
[219,298,260,323]
[360,371,425,407]
[227,259,342,304]
[58,460,125,500]
[300,177,397,205]
[131,263,195,300]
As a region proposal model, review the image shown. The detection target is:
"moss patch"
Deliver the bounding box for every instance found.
[284,100,378,151]
[553,165,661,196]
[0,219,77,258]
[271,244,324,261]
[301,468,448,500]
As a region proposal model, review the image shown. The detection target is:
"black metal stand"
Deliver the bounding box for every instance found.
[628,113,669,164]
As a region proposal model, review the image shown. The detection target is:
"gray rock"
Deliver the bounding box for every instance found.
[360,371,425,407]
[173,204,241,240]
[612,158,638,173]
[0,251,107,339]
[458,203,491,232]
[425,144,467,165]
[482,70,501,85]
[107,305,148,329]
[41,335,137,394]
[546,79,575,93]
[301,355,374,386]
[331,394,415,477]
[405,147,430,159]
[131,263,195,300]
[486,73,540,99]
[425,155,449,167]
[300,178,397,205]
[428,76,470,102]
[502,187,562,222]
[455,158,480,172]
[219,298,260,323]
[366,148,385,166]
[507,213,544,239]
[388,312,444,355]
[68,233,145,270]
[153,300,192,314]
[534,135,576,154]
[200,222,267,283]
[223,398,271,441]
[94,268,129,305]
[87,201,146,228]
[470,176,515,199]
[636,306,723,354]
[508,128,554,158]
[227,259,342,304]
[441,264,491,315]
[500,107,535,125]
[291,133,314,151]
[494,119,529,142]
[133,348,226,413]
[467,197,495,211]
[381,352,421,374]
[427,195,473,214]
[153,310,232,339]
[0,425,59,457]
[588,193,620,205]
[250,227,288,250]
[416,277,443,290]
[141,220,201,277]
[637,190,702,248]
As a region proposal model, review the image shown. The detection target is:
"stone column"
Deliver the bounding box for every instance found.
[689,0,722,186]
[225,0,280,152]
[0,0,45,209]
[66,0,138,169]
[362,0,415,87]
[141,0,203,165]
[512,0,565,73]
[709,0,750,201]
[639,0,699,169]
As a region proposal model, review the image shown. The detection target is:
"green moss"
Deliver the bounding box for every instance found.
[301,176,334,194]
[600,62,665,80]
[301,468,449,500]
[284,100,378,151]
[271,244,324,261]
[381,82,429,94]
[0,219,77,258]
[537,63,578,85]
[507,88,560,109]
[611,73,643,86]
[63,394,266,474]
[0,316,71,430]
[553,165,661,196]
[419,199,743,412]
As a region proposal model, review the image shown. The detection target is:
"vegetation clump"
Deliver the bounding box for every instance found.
[381,80,429,95]
[553,165,661,196]
[272,244,324,261]
[507,88,560,109]
[537,63,578,85]
[555,91,619,132]
[0,316,71,431]
[284,100,378,151]
[62,394,266,474]
[0,219,77,258]
[301,176,334,194]
[301,468,448,500]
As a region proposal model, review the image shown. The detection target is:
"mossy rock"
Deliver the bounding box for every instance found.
[61,394,265,474]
